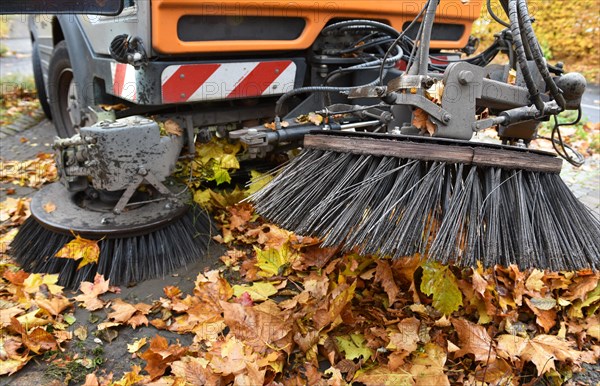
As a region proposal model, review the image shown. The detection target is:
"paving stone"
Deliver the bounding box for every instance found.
[0,126,19,135]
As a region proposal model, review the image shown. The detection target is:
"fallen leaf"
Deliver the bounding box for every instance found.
[412,108,437,136]
[410,343,449,386]
[451,318,495,362]
[525,269,545,292]
[140,335,186,380]
[106,299,151,329]
[497,334,580,375]
[388,317,421,355]
[525,297,557,332]
[127,337,148,353]
[74,274,111,311]
[83,373,100,386]
[35,295,71,316]
[164,119,183,136]
[420,262,462,315]
[22,273,62,295]
[336,333,373,361]
[74,325,88,341]
[55,235,101,270]
[170,356,217,385]
[112,364,144,386]
[254,245,296,278]
[354,366,414,386]
[43,202,56,213]
[232,281,278,302]
[374,260,399,305]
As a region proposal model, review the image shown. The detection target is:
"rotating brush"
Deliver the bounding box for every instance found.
[10,182,215,288]
[251,132,600,271]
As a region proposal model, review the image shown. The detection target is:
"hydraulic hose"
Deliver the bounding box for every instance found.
[275,44,403,119]
[322,20,401,39]
[517,0,566,109]
[507,0,545,112]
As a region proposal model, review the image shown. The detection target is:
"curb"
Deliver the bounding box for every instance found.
[0,108,45,139]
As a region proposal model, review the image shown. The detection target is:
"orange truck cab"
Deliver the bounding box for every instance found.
[28,0,482,138]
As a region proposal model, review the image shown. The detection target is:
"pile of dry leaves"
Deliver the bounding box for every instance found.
[2,197,599,385]
[0,147,599,385]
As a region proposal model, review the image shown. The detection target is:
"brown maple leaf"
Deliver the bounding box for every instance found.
[565,273,599,301]
[35,294,71,316]
[74,274,110,311]
[139,335,186,380]
[497,334,580,375]
[451,318,495,362]
[410,343,449,386]
[170,356,219,385]
[412,108,437,136]
[375,260,399,305]
[106,299,151,329]
[524,297,557,333]
[388,317,421,355]
[221,300,292,354]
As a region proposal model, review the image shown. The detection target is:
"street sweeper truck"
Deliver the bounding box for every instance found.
[3,0,598,287]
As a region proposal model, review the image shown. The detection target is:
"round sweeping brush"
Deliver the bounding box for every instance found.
[251,132,599,271]
[10,182,215,288]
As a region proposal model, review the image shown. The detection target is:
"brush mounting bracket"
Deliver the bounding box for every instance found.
[54,116,183,213]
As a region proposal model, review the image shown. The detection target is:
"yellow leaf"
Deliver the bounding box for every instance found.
[246,170,273,195]
[232,281,278,302]
[74,325,88,341]
[525,269,545,292]
[97,321,120,331]
[113,364,145,386]
[16,309,50,329]
[43,202,56,213]
[55,235,101,270]
[127,337,148,353]
[255,245,296,278]
[22,273,63,295]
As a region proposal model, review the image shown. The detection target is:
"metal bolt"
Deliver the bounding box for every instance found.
[375,86,385,96]
[180,93,186,99]
[442,113,451,123]
[275,68,280,74]
[101,217,112,224]
[458,70,474,85]
[138,167,148,176]
[180,73,185,79]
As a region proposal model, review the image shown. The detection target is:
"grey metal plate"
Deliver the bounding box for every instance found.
[30,182,192,238]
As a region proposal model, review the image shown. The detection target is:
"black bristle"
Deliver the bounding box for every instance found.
[251,148,600,271]
[10,205,215,288]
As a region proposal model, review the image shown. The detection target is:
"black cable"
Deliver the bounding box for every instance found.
[548,108,585,166]
[517,0,566,109]
[508,0,545,112]
[487,0,511,27]
[378,0,430,84]
[323,20,401,39]
[404,16,426,76]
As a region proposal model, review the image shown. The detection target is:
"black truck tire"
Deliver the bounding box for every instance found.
[48,41,80,137]
[32,40,52,120]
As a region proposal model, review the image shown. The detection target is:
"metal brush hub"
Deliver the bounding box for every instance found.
[30,181,191,239]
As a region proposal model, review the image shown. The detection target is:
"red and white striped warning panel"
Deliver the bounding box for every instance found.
[161,60,296,104]
[110,63,137,102]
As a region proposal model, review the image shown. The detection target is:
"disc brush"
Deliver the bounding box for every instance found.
[251,131,600,271]
[10,182,215,288]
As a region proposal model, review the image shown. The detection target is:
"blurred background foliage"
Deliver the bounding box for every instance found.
[472,0,600,82]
